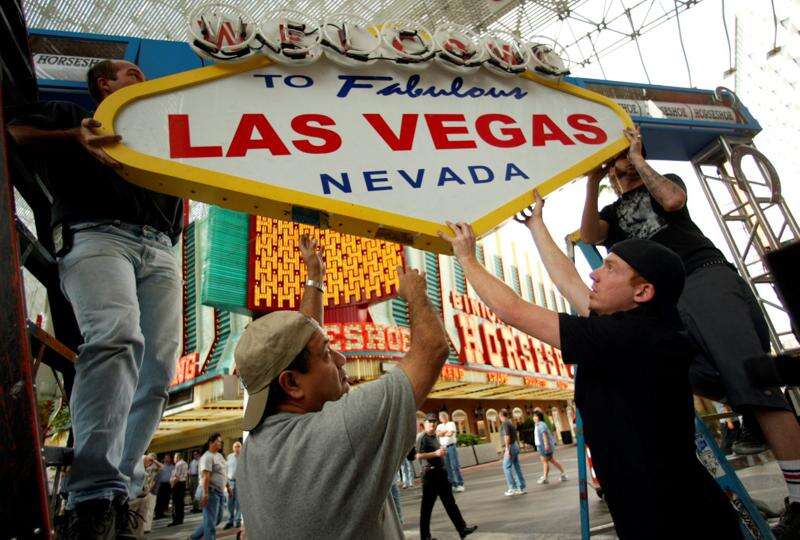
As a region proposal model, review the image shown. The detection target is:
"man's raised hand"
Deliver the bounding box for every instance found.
[438,221,477,261]
[587,160,612,184]
[396,266,428,304]
[299,233,325,280]
[624,125,644,159]
[513,190,545,228]
[77,118,122,168]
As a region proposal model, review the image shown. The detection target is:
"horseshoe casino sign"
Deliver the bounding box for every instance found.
[95,4,632,252]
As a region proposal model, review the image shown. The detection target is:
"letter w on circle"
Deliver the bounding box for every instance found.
[363,114,418,151]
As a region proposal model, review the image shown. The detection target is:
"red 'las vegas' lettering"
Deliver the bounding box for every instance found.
[363,113,418,151]
[168,114,223,158]
[291,114,341,154]
[227,114,291,157]
[567,113,608,144]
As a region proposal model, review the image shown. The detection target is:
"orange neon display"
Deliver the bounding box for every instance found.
[170,353,199,387]
[325,322,411,354]
[248,216,404,311]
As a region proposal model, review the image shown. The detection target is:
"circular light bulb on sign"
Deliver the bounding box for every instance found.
[433,24,485,74]
[380,20,436,70]
[321,13,381,68]
[482,30,530,77]
[528,37,571,77]
[257,9,322,66]
[187,3,256,62]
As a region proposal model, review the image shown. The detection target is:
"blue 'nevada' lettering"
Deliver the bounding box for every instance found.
[337,74,527,100]
[320,163,530,195]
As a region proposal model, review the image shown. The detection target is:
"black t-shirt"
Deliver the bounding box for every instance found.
[7,100,183,240]
[558,308,741,538]
[500,419,518,444]
[599,174,726,275]
[417,432,444,468]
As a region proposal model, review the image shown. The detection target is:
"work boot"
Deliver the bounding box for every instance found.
[459,525,478,538]
[114,494,144,540]
[732,415,767,455]
[773,497,800,539]
[73,498,115,540]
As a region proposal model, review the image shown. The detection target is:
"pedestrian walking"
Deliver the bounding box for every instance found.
[390,479,403,524]
[153,454,173,520]
[168,452,188,526]
[436,411,465,491]
[499,409,527,496]
[224,441,242,529]
[188,450,201,513]
[533,411,567,485]
[413,413,477,540]
[137,454,160,534]
[400,457,415,488]
[190,433,232,540]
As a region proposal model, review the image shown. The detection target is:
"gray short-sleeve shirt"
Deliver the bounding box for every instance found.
[199,451,227,492]
[238,367,416,539]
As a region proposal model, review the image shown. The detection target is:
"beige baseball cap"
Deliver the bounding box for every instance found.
[235,311,322,431]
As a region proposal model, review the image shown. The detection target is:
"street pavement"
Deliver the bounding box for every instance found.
[149,445,789,539]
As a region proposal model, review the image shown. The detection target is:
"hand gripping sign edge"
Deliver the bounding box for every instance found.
[94,54,633,254]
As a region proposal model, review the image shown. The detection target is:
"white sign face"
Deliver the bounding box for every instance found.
[98,56,629,252]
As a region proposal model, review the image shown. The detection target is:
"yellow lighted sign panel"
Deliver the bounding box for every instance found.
[249,216,403,311]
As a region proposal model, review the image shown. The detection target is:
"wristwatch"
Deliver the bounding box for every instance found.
[305,279,325,293]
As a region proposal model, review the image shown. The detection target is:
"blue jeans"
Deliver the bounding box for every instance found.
[503,442,526,490]
[192,489,223,540]
[400,458,414,487]
[61,223,181,506]
[226,479,241,526]
[390,481,402,523]
[444,445,464,487]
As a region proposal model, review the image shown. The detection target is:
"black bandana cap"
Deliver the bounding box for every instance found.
[609,239,686,307]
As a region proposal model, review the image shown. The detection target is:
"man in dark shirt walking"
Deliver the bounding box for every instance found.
[440,193,741,539]
[498,409,527,495]
[8,60,183,538]
[413,413,477,540]
[580,127,800,538]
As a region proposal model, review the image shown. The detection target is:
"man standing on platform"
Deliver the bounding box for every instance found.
[436,411,465,492]
[224,441,242,529]
[7,59,182,538]
[415,414,478,540]
[168,452,188,526]
[580,126,800,538]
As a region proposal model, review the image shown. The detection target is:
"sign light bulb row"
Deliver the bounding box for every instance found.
[187,3,571,77]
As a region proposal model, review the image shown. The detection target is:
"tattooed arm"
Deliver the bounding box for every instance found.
[625,126,687,212]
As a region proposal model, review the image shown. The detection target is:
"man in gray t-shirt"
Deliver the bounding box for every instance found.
[236,235,452,539]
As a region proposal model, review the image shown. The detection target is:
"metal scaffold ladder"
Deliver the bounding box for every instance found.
[691,126,800,355]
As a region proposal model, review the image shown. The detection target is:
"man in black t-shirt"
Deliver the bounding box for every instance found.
[440,195,741,539]
[498,408,527,495]
[8,60,182,538]
[580,127,800,538]
[411,414,477,540]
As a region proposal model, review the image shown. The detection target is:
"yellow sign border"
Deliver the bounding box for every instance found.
[95,55,633,253]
